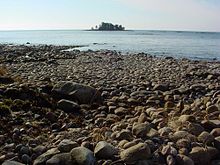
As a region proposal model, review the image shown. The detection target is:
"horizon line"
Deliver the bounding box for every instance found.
[0,28,219,33]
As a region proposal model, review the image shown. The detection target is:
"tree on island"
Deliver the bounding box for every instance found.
[91,22,125,31]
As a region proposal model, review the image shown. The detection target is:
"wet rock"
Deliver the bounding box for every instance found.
[94,141,118,159]
[120,143,151,164]
[70,147,95,165]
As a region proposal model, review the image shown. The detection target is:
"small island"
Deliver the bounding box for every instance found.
[91,22,125,31]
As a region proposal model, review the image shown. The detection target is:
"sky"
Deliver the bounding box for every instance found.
[0,0,220,32]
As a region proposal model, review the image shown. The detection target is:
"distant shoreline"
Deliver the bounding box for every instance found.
[84,29,133,32]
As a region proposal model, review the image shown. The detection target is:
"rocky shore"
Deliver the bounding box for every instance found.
[0,44,220,165]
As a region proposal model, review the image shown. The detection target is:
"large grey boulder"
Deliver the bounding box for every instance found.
[52,81,103,104]
[94,141,118,159]
[120,143,151,164]
[70,147,95,165]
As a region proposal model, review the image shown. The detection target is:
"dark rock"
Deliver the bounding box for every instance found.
[0,76,14,84]
[52,81,103,104]
[57,99,81,113]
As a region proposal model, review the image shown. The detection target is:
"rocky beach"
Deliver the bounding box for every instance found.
[0,44,220,165]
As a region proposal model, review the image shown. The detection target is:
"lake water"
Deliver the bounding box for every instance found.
[0,30,220,60]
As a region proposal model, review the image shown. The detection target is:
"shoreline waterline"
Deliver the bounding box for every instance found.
[0,30,219,61]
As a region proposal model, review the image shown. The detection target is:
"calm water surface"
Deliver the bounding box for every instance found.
[0,30,220,60]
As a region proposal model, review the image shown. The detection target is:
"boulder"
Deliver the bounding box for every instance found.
[46,153,73,165]
[70,147,95,165]
[120,143,151,164]
[189,147,211,165]
[58,139,78,152]
[94,141,118,159]
[33,148,60,165]
[57,99,80,113]
[52,81,103,104]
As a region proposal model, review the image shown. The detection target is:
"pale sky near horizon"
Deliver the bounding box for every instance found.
[0,0,220,32]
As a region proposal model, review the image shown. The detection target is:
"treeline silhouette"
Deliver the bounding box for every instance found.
[91,22,125,31]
